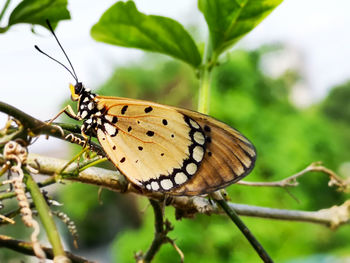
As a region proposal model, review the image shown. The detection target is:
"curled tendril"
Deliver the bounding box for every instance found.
[2,141,46,261]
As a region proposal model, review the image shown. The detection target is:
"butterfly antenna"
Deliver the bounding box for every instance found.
[34,45,78,82]
[45,19,79,82]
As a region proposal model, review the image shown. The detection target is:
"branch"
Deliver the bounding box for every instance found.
[136,199,183,263]
[215,197,273,263]
[138,199,166,262]
[222,201,350,230]
[237,162,349,192]
[0,153,345,229]
[0,235,91,263]
[0,101,105,155]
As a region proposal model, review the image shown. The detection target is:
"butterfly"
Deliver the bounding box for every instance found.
[36,21,257,196]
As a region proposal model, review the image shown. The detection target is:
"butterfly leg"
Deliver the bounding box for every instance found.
[47,105,80,125]
[58,147,90,175]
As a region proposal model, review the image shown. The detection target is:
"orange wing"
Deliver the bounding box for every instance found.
[94,96,256,196]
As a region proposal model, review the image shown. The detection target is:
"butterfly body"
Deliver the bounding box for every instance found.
[71,82,256,196]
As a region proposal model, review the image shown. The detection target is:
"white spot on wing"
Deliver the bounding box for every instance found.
[193,131,205,145]
[186,163,197,175]
[105,115,114,122]
[160,179,173,190]
[83,97,89,103]
[104,123,117,135]
[193,146,204,162]
[174,172,187,185]
[151,181,159,191]
[189,119,200,129]
[146,184,151,190]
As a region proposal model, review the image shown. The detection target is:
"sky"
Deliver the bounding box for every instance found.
[1,0,350,155]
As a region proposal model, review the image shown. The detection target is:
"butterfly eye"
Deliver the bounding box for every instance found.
[75,82,84,94]
[69,84,80,101]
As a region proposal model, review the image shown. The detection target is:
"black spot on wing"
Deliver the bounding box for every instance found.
[111,128,118,137]
[121,105,128,115]
[146,131,154,137]
[112,116,118,123]
[144,106,153,113]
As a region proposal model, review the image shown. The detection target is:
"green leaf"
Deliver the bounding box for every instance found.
[199,0,283,56]
[91,1,201,68]
[8,0,70,28]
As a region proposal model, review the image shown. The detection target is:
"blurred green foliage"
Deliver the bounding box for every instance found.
[59,45,350,262]
[322,81,350,124]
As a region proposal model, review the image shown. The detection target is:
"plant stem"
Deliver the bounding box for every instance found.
[0,0,11,22]
[24,173,67,259]
[216,199,273,263]
[198,35,215,114]
[198,69,212,114]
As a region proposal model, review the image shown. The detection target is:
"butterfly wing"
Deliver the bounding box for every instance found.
[94,96,256,195]
[170,108,256,195]
[95,96,207,192]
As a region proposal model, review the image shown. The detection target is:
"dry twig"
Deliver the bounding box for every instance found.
[237,162,349,192]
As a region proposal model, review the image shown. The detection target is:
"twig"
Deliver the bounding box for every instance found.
[166,237,184,263]
[0,214,15,224]
[141,199,165,262]
[0,101,105,156]
[0,234,91,263]
[137,199,183,263]
[238,162,349,192]
[221,201,350,230]
[215,198,273,263]
[0,175,57,202]
[27,153,128,192]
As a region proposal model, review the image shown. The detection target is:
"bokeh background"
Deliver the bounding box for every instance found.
[1,0,350,262]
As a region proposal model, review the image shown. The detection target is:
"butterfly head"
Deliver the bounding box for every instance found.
[69,82,85,101]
